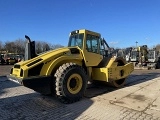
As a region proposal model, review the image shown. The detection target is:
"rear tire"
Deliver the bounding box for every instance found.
[54,63,87,104]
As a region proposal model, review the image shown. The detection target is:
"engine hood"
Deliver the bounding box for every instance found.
[15,46,81,67]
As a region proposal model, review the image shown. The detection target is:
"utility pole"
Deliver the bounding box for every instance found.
[135,41,138,47]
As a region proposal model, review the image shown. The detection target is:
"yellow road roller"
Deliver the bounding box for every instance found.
[9,29,134,103]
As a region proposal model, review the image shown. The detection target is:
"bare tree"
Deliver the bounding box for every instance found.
[4,39,25,54]
[14,39,25,54]
[4,41,16,53]
[2,39,64,54]
[42,42,50,52]
[35,41,43,54]
[35,41,52,54]
[0,41,3,50]
[51,44,64,50]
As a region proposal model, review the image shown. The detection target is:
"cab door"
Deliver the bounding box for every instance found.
[83,34,103,66]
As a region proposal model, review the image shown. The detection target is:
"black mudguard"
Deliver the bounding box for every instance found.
[22,76,53,95]
[9,75,53,95]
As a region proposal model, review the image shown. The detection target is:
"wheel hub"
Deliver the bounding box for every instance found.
[67,74,83,94]
[69,78,77,88]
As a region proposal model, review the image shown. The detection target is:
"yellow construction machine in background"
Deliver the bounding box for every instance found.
[9,29,134,103]
[129,45,160,69]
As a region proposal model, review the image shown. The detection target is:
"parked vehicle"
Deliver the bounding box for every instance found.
[9,29,134,104]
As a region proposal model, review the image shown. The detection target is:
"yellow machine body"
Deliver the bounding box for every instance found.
[92,57,134,82]
[9,29,134,103]
[11,47,83,78]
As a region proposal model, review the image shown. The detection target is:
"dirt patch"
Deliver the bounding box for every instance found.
[126,94,147,101]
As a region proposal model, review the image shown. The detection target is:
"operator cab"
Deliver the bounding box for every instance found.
[68,29,111,66]
[131,50,139,62]
[68,29,110,57]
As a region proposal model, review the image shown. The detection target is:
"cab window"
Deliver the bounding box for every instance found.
[68,33,84,49]
[86,34,99,53]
